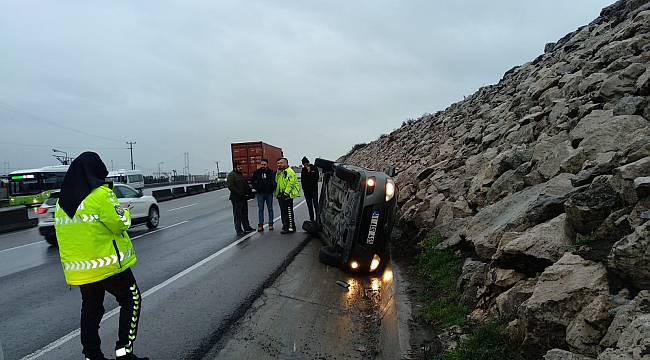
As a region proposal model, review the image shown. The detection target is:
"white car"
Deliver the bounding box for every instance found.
[38,184,160,245]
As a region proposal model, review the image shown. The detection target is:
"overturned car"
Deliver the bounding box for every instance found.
[303,158,398,273]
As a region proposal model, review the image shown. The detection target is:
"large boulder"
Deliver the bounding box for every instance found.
[566,295,615,357]
[521,253,609,356]
[568,110,650,168]
[494,214,575,275]
[597,314,650,360]
[599,63,647,99]
[600,291,650,349]
[615,156,650,180]
[464,174,575,260]
[564,176,625,235]
[495,278,537,320]
[533,132,577,180]
[457,259,489,308]
[544,349,595,360]
[608,223,650,290]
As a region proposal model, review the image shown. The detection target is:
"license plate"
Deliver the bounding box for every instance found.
[366,211,380,245]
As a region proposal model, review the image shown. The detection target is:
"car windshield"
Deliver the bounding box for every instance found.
[107,175,126,184]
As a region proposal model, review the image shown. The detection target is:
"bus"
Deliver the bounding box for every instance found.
[8,165,69,207]
[107,169,145,190]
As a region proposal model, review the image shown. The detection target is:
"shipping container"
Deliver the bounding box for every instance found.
[231,142,284,180]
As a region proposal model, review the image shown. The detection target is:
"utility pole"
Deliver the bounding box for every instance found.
[214,161,220,179]
[111,160,114,171]
[184,152,190,181]
[126,141,136,170]
[157,162,164,179]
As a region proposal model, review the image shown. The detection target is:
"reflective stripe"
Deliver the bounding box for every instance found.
[61,248,135,272]
[55,214,100,225]
[116,348,127,357]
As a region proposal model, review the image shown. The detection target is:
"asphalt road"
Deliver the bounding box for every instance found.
[0,188,310,360]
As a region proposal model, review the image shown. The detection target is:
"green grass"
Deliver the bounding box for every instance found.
[415,233,468,328]
[441,321,521,360]
[413,234,522,360]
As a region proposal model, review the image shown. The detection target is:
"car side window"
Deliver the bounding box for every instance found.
[120,186,139,199]
[112,186,124,198]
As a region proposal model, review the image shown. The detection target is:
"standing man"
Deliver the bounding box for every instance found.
[54,152,148,360]
[227,161,254,236]
[301,157,320,222]
[251,159,276,232]
[275,157,300,234]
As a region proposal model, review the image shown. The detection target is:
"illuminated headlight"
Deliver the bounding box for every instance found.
[10,198,15,202]
[370,254,381,272]
[385,178,396,202]
[33,198,39,204]
[366,177,376,195]
[350,261,359,270]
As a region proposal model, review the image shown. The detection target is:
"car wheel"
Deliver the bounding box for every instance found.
[146,206,160,229]
[45,234,58,246]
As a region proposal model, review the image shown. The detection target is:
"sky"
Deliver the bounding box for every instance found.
[0,0,613,176]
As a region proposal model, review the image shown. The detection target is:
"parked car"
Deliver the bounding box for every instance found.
[303,158,398,273]
[38,184,160,245]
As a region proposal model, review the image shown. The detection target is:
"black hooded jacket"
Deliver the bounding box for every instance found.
[58,152,109,217]
[251,167,276,194]
[301,164,319,193]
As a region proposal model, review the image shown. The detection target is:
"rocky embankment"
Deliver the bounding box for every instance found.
[340,1,650,359]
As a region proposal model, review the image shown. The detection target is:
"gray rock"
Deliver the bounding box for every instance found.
[533,132,577,180]
[600,291,650,349]
[612,96,647,115]
[566,295,615,357]
[495,278,537,319]
[598,314,650,360]
[615,156,650,180]
[608,223,650,290]
[565,176,624,234]
[522,253,609,355]
[457,259,489,308]
[599,63,648,99]
[464,173,575,260]
[494,214,575,274]
[544,349,595,360]
[486,168,526,205]
[636,65,650,95]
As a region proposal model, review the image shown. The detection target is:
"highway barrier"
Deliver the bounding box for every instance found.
[152,189,174,202]
[186,184,205,195]
[172,187,187,198]
[0,206,38,234]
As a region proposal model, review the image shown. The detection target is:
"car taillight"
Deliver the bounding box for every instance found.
[36,207,48,215]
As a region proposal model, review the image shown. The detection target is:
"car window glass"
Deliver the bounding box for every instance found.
[112,186,124,198]
[120,186,138,198]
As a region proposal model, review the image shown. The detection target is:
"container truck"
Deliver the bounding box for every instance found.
[230,142,283,180]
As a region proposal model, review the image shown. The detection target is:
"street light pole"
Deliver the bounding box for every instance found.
[157,162,164,179]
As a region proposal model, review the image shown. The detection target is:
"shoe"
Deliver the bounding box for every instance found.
[85,356,112,360]
[236,231,245,236]
[116,354,149,360]
[258,224,264,232]
[268,224,274,231]
[281,229,290,234]
[244,227,255,232]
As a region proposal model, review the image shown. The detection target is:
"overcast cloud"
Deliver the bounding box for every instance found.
[0,0,613,175]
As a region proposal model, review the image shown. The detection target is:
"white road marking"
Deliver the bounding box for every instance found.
[20,200,307,360]
[131,221,189,239]
[0,240,46,254]
[166,203,199,212]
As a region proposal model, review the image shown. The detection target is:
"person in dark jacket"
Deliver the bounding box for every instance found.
[227,161,254,236]
[251,159,276,232]
[301,157,320,222]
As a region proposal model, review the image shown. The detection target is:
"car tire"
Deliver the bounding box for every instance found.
[146,206,160,229]
[45,234,58,246]
[318,245,342,268]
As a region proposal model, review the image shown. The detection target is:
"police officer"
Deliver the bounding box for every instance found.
[55,152,148,360]
[274,157,300,234]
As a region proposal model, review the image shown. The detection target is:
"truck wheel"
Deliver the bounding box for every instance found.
[45,235,58,246]
[146,206,160,229]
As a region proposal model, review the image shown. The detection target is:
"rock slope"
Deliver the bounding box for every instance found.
[340,0,650,358]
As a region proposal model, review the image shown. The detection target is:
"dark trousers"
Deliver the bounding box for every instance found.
[79,268,141,358]
[231,198,251,233]
[278,197,295,231]
[304,191,319,221]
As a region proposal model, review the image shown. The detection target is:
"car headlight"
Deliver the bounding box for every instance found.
[385,178,395,202]
[366,177,376,195]
[370,254,381,272]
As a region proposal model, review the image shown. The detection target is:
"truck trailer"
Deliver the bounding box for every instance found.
[231,142,284,180]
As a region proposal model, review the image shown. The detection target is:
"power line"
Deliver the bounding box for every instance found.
[0,101,123,144]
